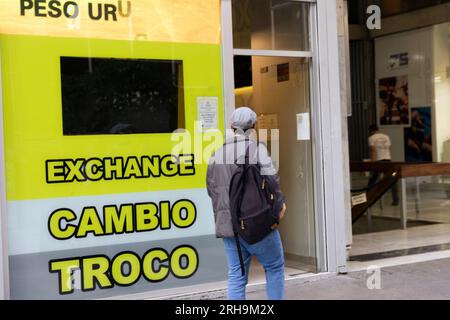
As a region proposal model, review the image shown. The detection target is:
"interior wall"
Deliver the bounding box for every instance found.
[250,56,316,262]
[375,23,450,163]
[374,27,434,162]
[433,23,450,162]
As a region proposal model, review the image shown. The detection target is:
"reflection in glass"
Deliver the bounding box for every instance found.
[60,57,185,135]
[232,0,310,51]
[234,55,316,272]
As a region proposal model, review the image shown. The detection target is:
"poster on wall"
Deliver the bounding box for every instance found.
[404,107,433,162]
[378,75,410,126]
[277,63,289,82]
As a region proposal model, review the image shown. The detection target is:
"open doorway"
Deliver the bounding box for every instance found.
[233,55,317,282]
[348,21,450,264]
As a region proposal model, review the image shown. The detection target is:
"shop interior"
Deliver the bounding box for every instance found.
[347,1,450,266]
[233,0,450,280]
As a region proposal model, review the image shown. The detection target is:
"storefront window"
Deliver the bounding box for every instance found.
[349,16,450,261]
[0,0,225,299]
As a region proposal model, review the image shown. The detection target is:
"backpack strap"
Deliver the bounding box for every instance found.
[234,233,245,276]
[233,136,250,276]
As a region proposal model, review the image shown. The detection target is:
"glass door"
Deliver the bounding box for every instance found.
[229,0,318,272]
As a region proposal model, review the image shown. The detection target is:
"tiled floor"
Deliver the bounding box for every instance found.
[350,223,450,256]
[351,176,450,259]
[353,175,450,224]
[349,221,450,275]
[350,242,450,261]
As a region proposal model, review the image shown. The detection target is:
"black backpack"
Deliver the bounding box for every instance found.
[229,139,280,275]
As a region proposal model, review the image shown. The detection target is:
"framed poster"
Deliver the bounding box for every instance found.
[378,75,410,126]
[277,63,289,82]
[404,107,433,162]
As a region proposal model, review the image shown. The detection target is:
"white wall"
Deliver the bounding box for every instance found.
[433,23,450,162]
[375,24,450,163]
[375,27,433,161]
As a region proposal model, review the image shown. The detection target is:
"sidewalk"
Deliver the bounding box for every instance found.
[246,257,450,300]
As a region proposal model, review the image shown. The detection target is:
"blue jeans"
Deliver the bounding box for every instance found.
[222,229,285,300]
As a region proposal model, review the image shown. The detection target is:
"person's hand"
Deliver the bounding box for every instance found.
[279,203,287,220]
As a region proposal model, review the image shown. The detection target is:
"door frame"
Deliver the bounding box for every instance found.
[0,49,10,299]
[220,0,348,273]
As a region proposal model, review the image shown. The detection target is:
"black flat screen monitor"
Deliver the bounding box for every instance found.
[60,57,184,135]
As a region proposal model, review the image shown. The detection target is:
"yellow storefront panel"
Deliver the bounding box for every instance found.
[1,35,224,200]
[0,0,227,299]
[0,0,221,44]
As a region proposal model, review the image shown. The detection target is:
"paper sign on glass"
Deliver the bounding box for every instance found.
[197,97,218,131]
[296,113,310,141]
[257,114,278,130]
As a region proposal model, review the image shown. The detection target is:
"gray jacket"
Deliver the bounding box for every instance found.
[206,134,285,238]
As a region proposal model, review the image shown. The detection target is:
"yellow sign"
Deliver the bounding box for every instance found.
[1,34,223,200]
[0,0,221,44]
[0,0,225,299]
[50,245,199,293]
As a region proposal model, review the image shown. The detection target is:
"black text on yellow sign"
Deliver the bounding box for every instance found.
[20,0,131,21]
[48,199,197,239]
[47,199,199,294]
[49,246,199,294]
[46,154,195,184]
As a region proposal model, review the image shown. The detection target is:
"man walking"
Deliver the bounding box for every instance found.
[206,107,287,300]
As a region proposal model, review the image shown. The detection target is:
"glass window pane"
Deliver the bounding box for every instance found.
[1,1,225,299]
[232,0,311,51]
[234,56,317,272]
[61,57,184,135]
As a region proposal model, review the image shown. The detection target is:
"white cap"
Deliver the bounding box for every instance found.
[231,107,257,130]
